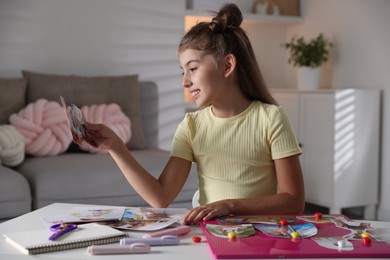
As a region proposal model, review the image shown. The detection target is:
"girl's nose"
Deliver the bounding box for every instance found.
[182,77,192,88]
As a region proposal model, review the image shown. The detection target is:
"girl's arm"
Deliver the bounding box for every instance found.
[183,154,304,224]
[87,123,192,208]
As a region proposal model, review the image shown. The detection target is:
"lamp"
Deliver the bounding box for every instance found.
[184,89,196,113]
[184,89,194,104]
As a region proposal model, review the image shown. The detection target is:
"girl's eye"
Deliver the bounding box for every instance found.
[189,67,197,72]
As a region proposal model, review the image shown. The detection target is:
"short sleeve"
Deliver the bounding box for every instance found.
[171,113,195,162]
[268,107,302,160]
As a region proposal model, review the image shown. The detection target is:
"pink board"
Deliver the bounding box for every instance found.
[200,214,390,259]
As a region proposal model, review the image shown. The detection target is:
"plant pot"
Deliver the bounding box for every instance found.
[297,67,320,90]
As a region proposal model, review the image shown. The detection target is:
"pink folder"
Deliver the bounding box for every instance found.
[200,214,390,259]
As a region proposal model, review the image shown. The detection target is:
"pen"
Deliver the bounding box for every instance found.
[142,225,191,238]
[120,235,180,246]
[87,243,151,255]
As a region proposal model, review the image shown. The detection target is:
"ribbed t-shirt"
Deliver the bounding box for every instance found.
[171,101,302,205]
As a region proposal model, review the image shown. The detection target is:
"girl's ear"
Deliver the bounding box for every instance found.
[223,54,236,77]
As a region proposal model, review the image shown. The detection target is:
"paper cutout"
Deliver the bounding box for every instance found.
[102,207,186,231]
[206,224,255,238]
[255,222,317,238]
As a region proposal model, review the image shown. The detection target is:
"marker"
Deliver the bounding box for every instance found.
[87,243,151,255]
[120,235,180,246]
[142,225,191,238]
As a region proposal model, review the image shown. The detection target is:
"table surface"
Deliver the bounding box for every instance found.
[1,203,390,260]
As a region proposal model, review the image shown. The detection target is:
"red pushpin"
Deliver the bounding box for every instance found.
[192,236,202,243]
[361,237,371,246]
[314,213,323,220]
[279,219,289,226]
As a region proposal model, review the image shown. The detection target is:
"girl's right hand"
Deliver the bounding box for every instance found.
[84,123,122,150]
[182,200,231,225]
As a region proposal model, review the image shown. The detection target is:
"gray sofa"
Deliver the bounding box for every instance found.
[0,72,198,220]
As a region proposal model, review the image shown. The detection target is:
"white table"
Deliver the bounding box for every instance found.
[1,203,390,260]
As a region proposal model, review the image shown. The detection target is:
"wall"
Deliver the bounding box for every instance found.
[285,0,390,221]
[185,16,290,90]
[0,0,186,150]
[1,0,389,221]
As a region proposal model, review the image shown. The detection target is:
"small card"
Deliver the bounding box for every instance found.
[63,206,126,224]
[60,96,96,147]
[254,222,317,238]
[206,224,255,238]
[101,207,186,231]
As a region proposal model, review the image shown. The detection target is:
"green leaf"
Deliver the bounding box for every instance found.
[283,33,332,68]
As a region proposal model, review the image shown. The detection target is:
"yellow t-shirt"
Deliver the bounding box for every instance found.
[171,101,302,205]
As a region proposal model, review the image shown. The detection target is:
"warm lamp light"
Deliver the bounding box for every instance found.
[184,89,195,104]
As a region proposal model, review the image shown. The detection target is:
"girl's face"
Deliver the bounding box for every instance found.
[179,49,226,108]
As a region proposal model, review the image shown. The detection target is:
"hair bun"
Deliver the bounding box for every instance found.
[209,3,243,32]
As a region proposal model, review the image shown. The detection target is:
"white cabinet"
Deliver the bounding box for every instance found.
[271,89,381,219]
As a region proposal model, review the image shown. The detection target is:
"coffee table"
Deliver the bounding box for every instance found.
[1,203,390,259]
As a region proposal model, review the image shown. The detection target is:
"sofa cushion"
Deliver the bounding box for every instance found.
[79,103,131,153]
[0,125,25,167]
[22,71,145,150]
[9,99,72,156]
[0,166,31,219]
[17,151,198,209]
[0,78,27,125]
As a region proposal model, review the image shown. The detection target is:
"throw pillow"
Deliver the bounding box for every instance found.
[0,125,25,166]
[9,99,72,156]
[80,103,131,153]
[22,70,145,150]
[0,78,27,124]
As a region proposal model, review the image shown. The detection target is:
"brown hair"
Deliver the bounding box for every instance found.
[179,3,276,105]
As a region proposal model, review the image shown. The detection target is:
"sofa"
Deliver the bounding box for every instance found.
[0,71,198,220]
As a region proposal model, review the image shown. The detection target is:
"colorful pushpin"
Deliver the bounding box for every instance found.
[227,231,237,239]
[290,231,300,239]
[361,237,371,246]
[192,236,202,243]
[361,232,372,239]
[314,213,323,220]
[279,219,289,226]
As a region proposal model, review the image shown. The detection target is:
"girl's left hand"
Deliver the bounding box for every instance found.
[182,200,231,225]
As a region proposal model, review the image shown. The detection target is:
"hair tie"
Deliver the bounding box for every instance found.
[208,19,223,33]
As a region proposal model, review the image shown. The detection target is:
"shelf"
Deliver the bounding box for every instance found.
[185,9,303,25]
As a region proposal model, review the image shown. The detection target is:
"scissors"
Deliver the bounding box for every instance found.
[49,223,78,241]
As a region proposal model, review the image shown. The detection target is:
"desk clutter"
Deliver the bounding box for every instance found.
[3,206,390,257]
[2,206,190,255]
[200,214,390,258]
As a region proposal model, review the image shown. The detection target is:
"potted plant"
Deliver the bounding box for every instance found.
[284,33,333,90]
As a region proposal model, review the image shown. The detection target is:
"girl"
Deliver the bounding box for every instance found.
[87,3,304,225]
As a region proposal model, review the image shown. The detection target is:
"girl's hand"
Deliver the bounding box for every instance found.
[182,200,231,225]
[85,123,122,150]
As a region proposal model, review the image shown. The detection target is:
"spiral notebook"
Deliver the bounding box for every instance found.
[3,223,127,255]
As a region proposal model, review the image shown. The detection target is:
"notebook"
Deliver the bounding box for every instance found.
[3,223,127,255]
